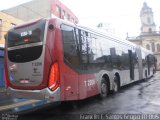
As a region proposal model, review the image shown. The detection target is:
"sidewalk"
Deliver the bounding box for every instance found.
[0,88,28,113]
[0,88,20,107]
[0,88,13,106]
[0,88,50,114]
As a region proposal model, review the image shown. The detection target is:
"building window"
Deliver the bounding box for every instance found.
[56,5,60,12]
[157,44,160,52]
[56,5,61,18]
[149,28,152,33]
[146,44,150,50]
[147,17,151,24]
[62,10,65,19]
[0,19,2,26]
[97,23,103,28]
[71,18,74,22]
[67,14,70,21]
[10,23,16,28]
[0,19,2,39]
[151,42,155,52]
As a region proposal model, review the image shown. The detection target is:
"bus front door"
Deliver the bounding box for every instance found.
[147,55,150,76]
[128,50,134,80]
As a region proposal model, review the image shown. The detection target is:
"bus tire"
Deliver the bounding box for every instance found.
[113,75,120,93]
[99,78,108,99]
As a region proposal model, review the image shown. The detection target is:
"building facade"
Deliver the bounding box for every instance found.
[0,13,23,87]
[0,12,24,45]
[127,2,160,70]
[0,47,4,88]
[2,0,78,24]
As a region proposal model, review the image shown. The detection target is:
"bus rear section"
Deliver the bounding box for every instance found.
[5,19,61,102]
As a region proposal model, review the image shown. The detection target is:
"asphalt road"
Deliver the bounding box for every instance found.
[18,72,160,120]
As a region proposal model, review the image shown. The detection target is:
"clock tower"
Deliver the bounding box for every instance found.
[140,2,156,35]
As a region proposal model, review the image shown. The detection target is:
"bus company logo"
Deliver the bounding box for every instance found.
[33,67,38,73]
[32,67,41,76]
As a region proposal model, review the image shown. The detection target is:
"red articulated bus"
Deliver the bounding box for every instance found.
[4,18,156,102]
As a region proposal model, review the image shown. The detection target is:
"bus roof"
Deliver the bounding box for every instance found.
[75,22,137,48]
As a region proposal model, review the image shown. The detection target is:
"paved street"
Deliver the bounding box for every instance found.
[17,72,160,120]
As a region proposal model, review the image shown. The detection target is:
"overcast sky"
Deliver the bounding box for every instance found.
[1,0,160,39]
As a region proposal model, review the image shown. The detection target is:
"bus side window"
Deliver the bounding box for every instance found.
[80,31,92,64]
[61,24,80,69]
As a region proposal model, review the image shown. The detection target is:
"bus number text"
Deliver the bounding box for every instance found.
[84,79,96,86]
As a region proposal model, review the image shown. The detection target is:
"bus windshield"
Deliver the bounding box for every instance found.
[7,20,46,47]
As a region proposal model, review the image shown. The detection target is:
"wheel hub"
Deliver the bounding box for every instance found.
[101,83,107,94]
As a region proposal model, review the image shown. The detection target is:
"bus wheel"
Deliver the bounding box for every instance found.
[113,76,120,93]
[99,78,108,99]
